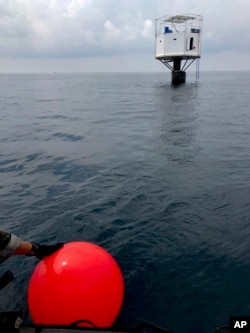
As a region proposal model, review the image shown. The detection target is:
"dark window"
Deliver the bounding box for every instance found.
[190,37,194,50]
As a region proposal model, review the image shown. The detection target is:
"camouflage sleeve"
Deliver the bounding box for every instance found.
[0,231,11,250]
[0,231,21,263]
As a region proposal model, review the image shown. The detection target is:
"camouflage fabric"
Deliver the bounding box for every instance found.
[0,231,21,263]
[0,231,11,250]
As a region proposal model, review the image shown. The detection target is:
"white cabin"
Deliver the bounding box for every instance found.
[155,14,203,60]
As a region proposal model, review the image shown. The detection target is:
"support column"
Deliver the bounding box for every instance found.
[173,58,181,71]
[172,57,186,85]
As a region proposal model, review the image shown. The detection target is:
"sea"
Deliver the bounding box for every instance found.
[1,71,250,333]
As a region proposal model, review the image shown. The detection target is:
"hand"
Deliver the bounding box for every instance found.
[34,243,64,260]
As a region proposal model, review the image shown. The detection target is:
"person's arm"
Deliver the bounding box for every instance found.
[13,241,32,255]
[0,231,21,263]
[0,230,63,263]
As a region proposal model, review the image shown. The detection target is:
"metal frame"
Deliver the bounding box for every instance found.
[155,14,202,36]
[159,57,196,72]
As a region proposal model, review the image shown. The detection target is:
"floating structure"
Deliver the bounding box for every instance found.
[155,14,203,85]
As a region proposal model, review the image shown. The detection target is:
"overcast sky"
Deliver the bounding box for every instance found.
[0,0,250,73]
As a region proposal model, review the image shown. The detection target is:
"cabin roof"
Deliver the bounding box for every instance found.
[164,15,195,23]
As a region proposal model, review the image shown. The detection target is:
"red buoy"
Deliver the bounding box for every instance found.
[28,242,124,328]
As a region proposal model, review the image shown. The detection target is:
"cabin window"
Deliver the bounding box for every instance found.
[189,37,194,50]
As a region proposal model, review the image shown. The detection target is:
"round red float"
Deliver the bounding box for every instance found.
[28,242,124,328]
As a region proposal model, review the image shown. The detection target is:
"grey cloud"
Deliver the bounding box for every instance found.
[0,0,155,58]
[0,0,250,72]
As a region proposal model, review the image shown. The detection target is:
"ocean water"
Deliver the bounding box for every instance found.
[1,71,250,333]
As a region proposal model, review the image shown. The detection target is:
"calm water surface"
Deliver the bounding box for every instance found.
[1,72,250,333]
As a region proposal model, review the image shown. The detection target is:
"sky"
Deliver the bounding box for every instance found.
[0,0,250,73]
